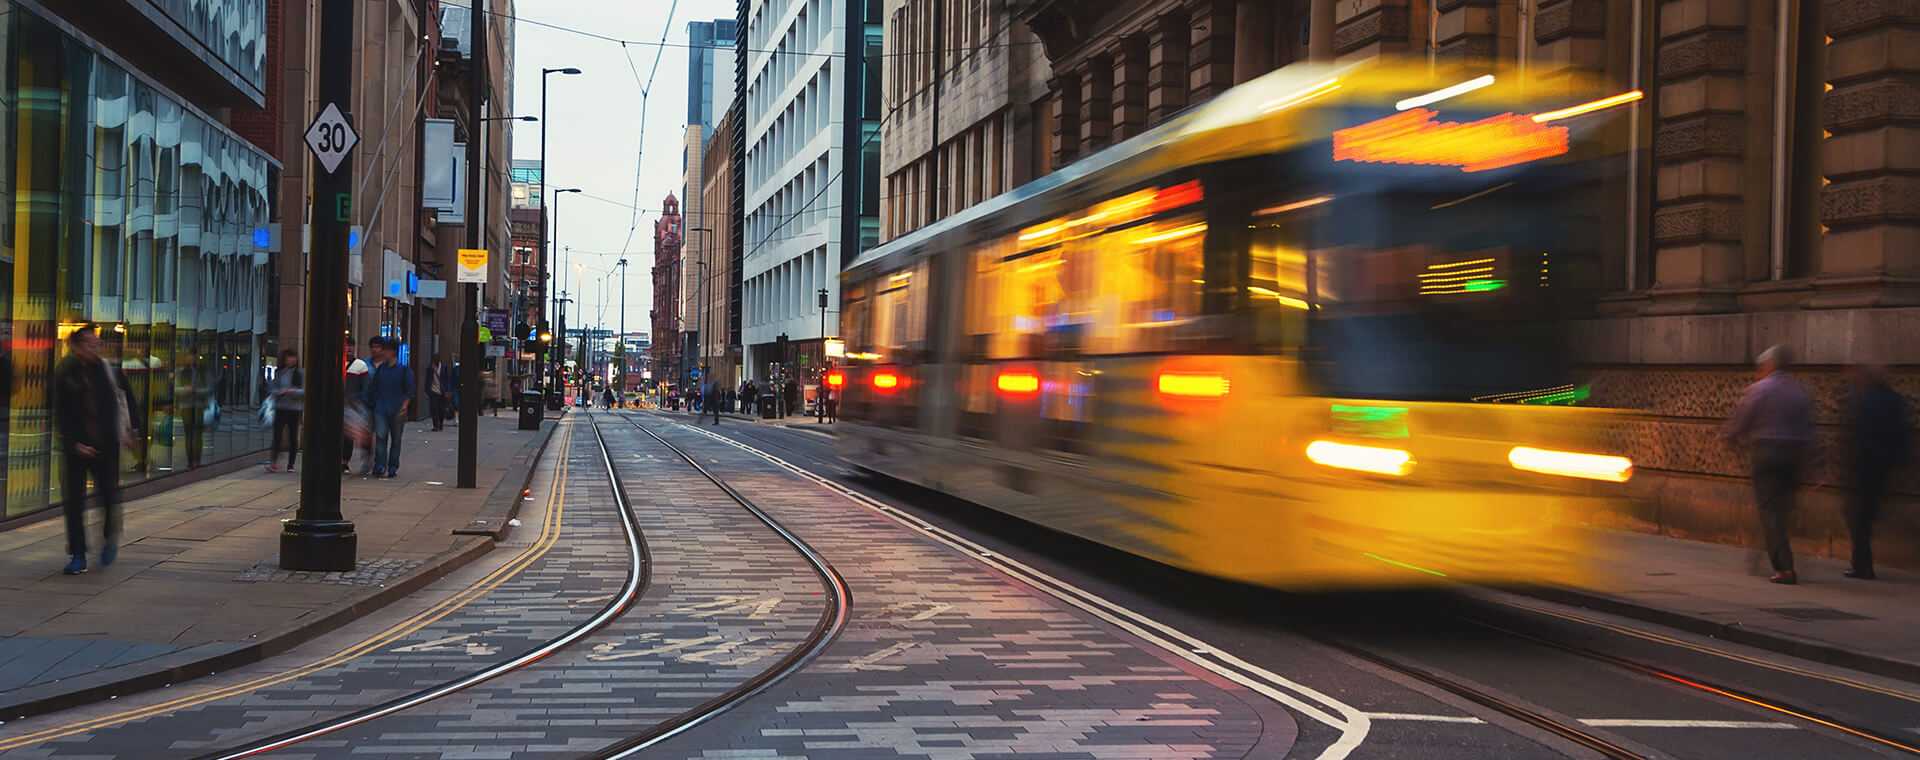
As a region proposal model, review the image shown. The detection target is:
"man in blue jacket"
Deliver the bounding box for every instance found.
[361,337,413,478]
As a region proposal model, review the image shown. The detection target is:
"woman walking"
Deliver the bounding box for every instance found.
[266,349,305,472]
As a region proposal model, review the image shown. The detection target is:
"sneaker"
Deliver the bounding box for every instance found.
[385,470,398,479]
[266,464,280,473]
[369,468,386,478]
[100,545,117,567]
[63,555,87,575]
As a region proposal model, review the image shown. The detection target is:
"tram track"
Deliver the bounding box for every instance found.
[694,419,1920,759]
[162,410,850,759]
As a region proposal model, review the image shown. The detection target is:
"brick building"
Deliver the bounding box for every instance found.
[1002,0,1920,565]
[651,194,686,389]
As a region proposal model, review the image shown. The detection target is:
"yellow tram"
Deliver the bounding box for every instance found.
[835,59,1640,589]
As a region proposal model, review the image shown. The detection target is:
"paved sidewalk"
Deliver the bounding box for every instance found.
[1528,529,1920,681]
[0,414,556,718]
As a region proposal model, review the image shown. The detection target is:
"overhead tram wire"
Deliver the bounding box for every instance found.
[440,1,1039,61]
[617,0,679,257]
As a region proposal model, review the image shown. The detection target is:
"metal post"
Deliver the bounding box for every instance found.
[457,0,484,489]
[618,257,627,399]
[535,78,549,412]
[282,0,357,571]
[818,287,827,423]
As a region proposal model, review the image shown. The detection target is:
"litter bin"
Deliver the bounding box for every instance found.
[760,394,778,419]
[519,390,544,430]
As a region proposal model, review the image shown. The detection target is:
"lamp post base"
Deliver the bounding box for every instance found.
[280,520,358,571]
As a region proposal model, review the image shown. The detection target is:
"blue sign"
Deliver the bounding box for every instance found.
[349,227,362,250]
[399,342,411,368]
[253,227,271,248]
[387,279,403,297]
[406,271,420,295]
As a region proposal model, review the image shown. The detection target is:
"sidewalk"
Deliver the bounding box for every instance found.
[1525,529,1920,682]
[0,414,557,718]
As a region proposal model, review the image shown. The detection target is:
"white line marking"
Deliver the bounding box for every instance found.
[1578,719,1799,729]
[681,422,1373,760]
[1364,712,1487,724]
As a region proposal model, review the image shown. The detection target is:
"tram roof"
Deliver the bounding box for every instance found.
[845,58,1612,278]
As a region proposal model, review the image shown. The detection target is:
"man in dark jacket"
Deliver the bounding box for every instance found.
[53,326,137,575]
[361,338,413,478]
[1844,365,1911,580]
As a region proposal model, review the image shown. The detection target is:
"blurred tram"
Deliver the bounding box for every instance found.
[835,60,1640,589]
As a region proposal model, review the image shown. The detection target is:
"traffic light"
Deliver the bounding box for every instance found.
[517,322,532,341]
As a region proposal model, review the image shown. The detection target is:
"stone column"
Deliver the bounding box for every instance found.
[1433,0,1498,59]
[1334,0,1414,60]
[1112,35,1150,142]
[1645,0,1750,313]
[1051,74,1082,167]
[1530,0,1609,80]
[1148,14,1190,125]
[1814,0,1920,307]
[1081,57,1115,155]
[1308,0,1336,61]
[1188,0,1236,104]
[1234,0,1274,83]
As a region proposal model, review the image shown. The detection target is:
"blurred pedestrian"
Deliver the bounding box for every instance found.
[266,349,305,472]
[1844,365,1910,580]
[343,355,371,473]
[362,337,413,478]
[428,358,450,431]
[1722,345,1815,585]
[703,371,722,426]
[602,385,615,409]
[741,380,755,416]
[53,325,137,575]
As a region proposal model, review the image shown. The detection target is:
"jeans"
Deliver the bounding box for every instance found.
[271,409,302,468]
[429,392,447,430]
[1848,459,1893,574]
[372,412,404,474]
[62,448,121,557]
[1751,441,1806,574]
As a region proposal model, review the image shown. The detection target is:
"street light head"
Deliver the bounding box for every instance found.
[560,67,583,75]
[556,188,582,194]
[518,116,538,122]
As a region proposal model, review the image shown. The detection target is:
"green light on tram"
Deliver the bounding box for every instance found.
[1332,404,1410,439]
[1464,278,1508,292]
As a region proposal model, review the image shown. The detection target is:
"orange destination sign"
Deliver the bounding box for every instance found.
[1334,108,1569,173]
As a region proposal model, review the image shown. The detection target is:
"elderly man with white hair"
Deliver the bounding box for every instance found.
[1721,345,1815,584]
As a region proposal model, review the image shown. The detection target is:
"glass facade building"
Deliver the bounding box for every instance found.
[1,3,275,519]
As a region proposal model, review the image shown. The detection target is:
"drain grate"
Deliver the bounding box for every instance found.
[1761,606,1872,622]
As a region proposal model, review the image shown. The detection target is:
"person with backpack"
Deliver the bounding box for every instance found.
[266,349,305,472]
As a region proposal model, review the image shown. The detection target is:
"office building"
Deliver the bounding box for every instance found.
[741,0,882,381]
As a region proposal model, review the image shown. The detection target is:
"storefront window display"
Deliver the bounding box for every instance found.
[0,5,275,519]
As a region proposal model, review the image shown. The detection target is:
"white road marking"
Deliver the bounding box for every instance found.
[827,641,919,672]
[390,629,502,657]
[674,595,784,619]
[1364,712,1486,724]
[682,423,1374,760]
[1579,719,1799,729]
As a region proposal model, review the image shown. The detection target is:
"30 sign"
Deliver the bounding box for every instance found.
[304,103,359,174]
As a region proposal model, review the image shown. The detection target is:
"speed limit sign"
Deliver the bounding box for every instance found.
[304,103,359,174]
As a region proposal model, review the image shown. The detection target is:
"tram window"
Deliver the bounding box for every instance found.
[842,282,870,356]
[976,214,1207,359]
[1246,203,1317,352]
[869,263,927,359]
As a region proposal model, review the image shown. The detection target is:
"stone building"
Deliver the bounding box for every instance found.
[1008,0,1920,566]
[651,194,686,389]
[699,110,744,386]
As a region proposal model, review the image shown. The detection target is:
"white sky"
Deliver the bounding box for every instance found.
[511,0,736,339]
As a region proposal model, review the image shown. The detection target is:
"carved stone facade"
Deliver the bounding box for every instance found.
[1005,0,1920,567]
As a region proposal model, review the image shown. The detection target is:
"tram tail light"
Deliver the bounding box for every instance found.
[996,372,1040,395]
[1157,373,1230,398]
[826,371,845,388]
[1508,446,1633,482]
[1306,440,1414,477]
[871,371,901,391]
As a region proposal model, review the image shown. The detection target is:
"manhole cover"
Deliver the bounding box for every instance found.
[1761,606,1872,622]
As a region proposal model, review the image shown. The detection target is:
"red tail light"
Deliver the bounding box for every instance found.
[871,371,900,391]
[996,372,1040,395]
[826,371,845,388]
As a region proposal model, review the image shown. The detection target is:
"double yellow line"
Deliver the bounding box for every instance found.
[0,422,577,751]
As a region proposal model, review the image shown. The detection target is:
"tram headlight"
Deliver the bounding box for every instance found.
[1507,446,1633,482]
[1306,440,1414,477]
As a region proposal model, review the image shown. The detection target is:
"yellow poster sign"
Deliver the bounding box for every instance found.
[457,248,489,284]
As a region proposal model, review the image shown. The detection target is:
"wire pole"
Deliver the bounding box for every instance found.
[457,0,484,489]
[283,0,357,570]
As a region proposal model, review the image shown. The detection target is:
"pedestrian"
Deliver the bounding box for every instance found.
[819,376,836,423]
[740,380,754,416]
[602,385,615,409]
[361,337,413,478]
[344,355,371,473]
[53,325,137,575]
[786,377,801,418]
[1843,365,1910,580]
[1722,345,1815,585]
[703,372,723,426]
[428,358,450,431]
[266,349,305,472]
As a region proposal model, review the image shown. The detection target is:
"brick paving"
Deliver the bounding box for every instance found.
[0,412,1291,758]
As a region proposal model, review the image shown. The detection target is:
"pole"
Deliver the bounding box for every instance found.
[457,0,484,489]
[818,287,826,424]
[282,0,357,571]
[618,257,627,399]
[552,198,564,402]
[534,77,549,411]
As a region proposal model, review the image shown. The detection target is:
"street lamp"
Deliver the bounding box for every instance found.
[617,257,628,400]
[481,115,539,122]
[549,188,581,405]
[536,65,582,413]
[688,227,715,387]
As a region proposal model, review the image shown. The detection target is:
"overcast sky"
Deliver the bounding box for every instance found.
[511,1,735,338]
